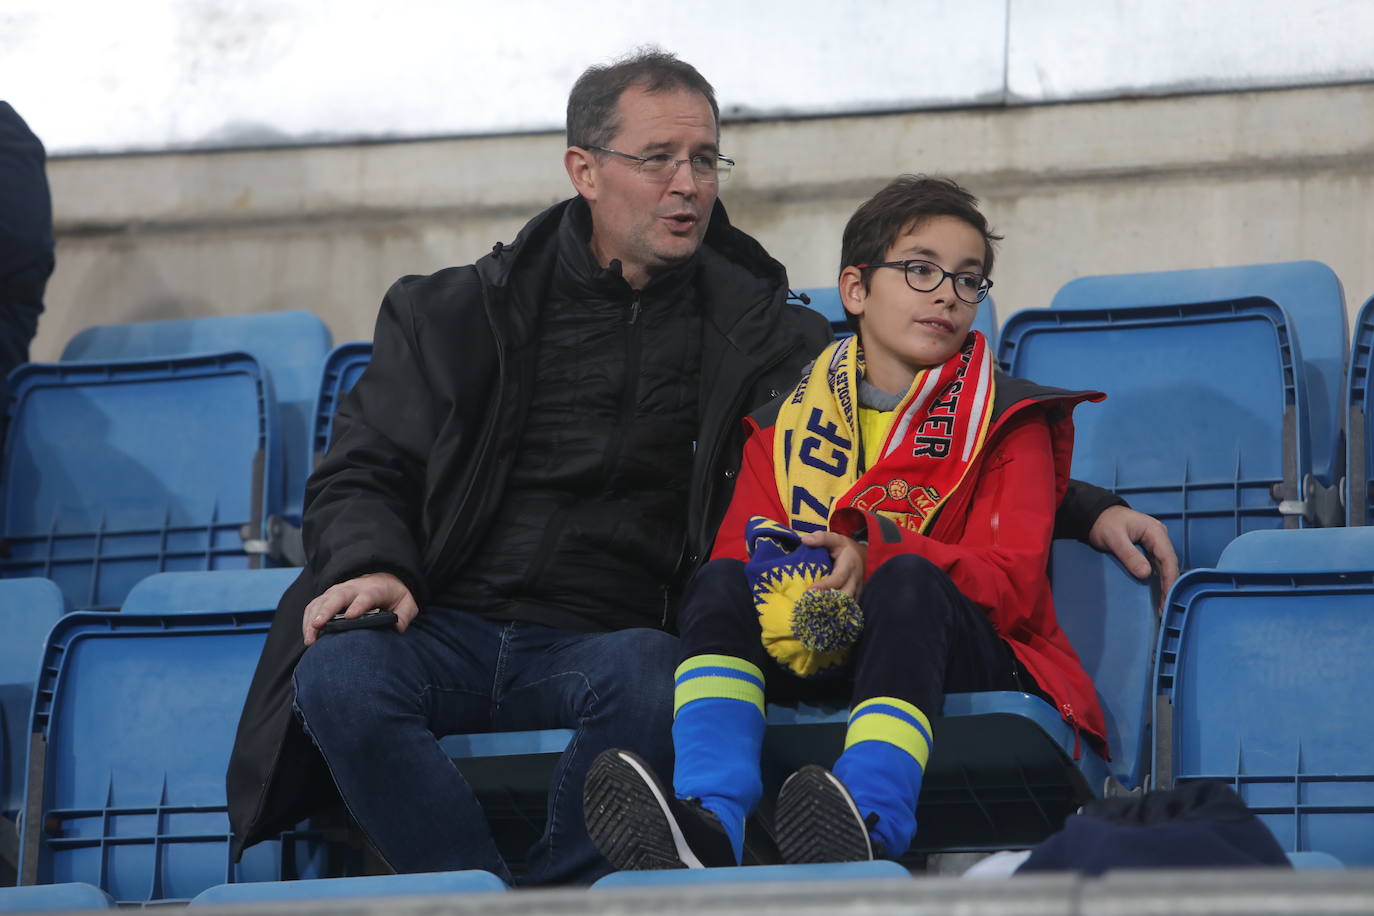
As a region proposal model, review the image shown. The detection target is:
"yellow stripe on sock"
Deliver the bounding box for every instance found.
[674,675,766,718]
[674,654,765,684]
[849,696,932,735]
[845,699,933,769]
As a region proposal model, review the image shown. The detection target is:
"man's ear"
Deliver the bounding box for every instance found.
[565,146,599,201]
[838,266,867,321]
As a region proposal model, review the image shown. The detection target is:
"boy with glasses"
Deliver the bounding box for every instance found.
[584,175,1108,868]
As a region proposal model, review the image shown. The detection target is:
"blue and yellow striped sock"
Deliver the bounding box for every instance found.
[832,697,932,858]
[671,654,767,864]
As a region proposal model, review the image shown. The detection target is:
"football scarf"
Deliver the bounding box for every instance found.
[775,332,995,537]
[748,332,995,677]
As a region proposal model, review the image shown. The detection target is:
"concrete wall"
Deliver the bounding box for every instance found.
[34,81,1374,361]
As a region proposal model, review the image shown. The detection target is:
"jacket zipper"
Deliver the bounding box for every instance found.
[599,292,643,483]
[1062,703,1082,760]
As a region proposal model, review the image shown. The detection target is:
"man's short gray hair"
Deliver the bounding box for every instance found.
[566,46,720,150]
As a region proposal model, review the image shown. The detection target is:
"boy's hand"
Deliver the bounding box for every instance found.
[802,531,868,600]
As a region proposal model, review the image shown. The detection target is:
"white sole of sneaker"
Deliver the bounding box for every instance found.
[776,765,873,863]
[617,751,707,869]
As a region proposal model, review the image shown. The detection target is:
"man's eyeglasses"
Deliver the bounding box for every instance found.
[583,146,734,183]
[856,259,992,304]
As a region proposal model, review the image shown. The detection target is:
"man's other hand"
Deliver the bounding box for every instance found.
[302,572,420,646]
[1088,505,1180,600]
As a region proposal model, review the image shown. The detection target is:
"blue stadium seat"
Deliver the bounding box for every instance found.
[311,342,372,466]
[1,354,281,611]
[799,287,998,349]
[1049,261,1347,492]
[1215,527,1371,573]
[0,882,114,910]
[187,870,507,905]
[999,296,1311,570]
[16,570,346,904]
[0,580,63,824]
[121,568,302,615]
[61,311,333,529]
[593,859,909,887]
[1345,293,1374,525]
[1153,528,1374,866]
[1286,851,1345,870]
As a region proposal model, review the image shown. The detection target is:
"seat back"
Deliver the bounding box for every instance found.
[798,287,998,349]
[61,312,333,525]
[310,343,372,466]
[0,579,63,819]
[187,870,506,905]
[999,297,1308,570]
[1,355,279,610]
[1047,540,1157,791]
[1346,293,1374,525]
[18,571,333,903]
[1050,261,1346,488]
[121,568,302,615]
[1154,528,1374,866]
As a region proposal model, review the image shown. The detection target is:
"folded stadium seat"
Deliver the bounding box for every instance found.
[1153,527,1374,866]
[0,580,63,885]
[798,287,998,349]
[999,295,1311,571]
[1345,293,1374,525]
[310,342,372,467]
[14,569,355,904]
[187,870,506,905]
[1047,261,1347,527]
[593,859,910,888]
[0,354,282,611]
[60,311,333,559]
[0,881,114,910]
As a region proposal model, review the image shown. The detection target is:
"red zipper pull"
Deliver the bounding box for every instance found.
[1062,704,1082,760]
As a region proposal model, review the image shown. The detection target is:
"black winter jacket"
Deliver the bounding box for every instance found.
[226,196,832,857]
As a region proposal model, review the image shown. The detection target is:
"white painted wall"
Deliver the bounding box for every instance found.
[5,0,1373,154]
[32,83,1374,363]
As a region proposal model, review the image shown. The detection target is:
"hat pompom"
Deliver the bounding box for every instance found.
[791,588,863,653]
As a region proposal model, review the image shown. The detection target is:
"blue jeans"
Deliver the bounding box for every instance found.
[292,608,678,886]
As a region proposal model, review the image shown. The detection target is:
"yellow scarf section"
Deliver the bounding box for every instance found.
[773,332,997,540]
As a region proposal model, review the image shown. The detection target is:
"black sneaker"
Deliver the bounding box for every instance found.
[774,765,874,863]
[583,748,738,870]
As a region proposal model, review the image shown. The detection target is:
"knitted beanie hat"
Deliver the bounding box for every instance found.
[744,516,863,678]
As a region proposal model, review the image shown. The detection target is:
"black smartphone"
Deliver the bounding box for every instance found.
[321,608,398,634]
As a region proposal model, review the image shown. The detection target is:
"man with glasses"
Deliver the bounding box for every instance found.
[228,48,830,887]
[228,48,1177,886]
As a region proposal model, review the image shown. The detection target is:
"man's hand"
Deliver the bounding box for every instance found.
[1088,505,1180,598]
[801,531,868,600]
[302,572,420,647]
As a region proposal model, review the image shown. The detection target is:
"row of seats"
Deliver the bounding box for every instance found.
[0,538,1153,904]
[4,261,1370,616]
[4,524,1366,907]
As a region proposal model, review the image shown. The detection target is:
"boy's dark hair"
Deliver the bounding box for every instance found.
[567,47,720,150]
[839,175,1002,331]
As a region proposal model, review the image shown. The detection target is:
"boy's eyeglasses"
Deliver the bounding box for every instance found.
[856,259,993,304]
[583,146,734,183]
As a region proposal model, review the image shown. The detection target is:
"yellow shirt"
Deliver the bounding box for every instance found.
[858,404,896,471]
